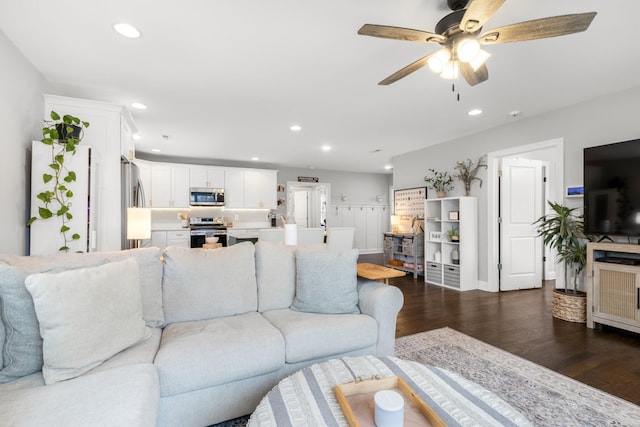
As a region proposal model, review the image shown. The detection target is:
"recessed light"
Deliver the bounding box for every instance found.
[113,23,141,39]
[322,145,331,152]
[290,125,302,132]
[132,133,141,140]
[509,110,522,118]
[468,109,483,116]
[384,165,393,170]
[131,102,147,110]
[151,148,161,153]
[251,157,260,161]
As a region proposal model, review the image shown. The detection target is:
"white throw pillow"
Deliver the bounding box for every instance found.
[25,258,149,384]
[291,247,360,314]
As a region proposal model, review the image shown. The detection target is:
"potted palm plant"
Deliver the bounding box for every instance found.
[534,201,595,322]
[424,169,454,198]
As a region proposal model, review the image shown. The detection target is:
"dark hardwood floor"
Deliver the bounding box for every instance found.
[359,253,640,406]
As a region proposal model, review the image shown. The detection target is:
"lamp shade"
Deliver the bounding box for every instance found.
[127,208,151,240]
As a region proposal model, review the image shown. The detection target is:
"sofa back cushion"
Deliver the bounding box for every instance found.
[255,241,297,312]
[162,243,258,324]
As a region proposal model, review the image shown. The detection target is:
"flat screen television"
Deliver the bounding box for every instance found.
[584,138,640,237]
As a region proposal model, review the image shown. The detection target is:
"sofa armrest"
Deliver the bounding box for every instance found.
[357,278,404,356]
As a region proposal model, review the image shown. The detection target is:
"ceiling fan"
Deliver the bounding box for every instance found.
[358,0,596,86]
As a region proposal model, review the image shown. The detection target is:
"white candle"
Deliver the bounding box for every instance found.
[374,390,404,427]
[284,224,297,245]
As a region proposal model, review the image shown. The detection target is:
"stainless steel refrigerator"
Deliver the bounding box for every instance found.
[121,158,147,249]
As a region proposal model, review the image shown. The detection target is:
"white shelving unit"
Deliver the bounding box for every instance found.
[424,197,478,291]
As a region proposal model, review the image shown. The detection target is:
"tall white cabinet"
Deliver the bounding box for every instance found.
[424,197,478,291]
[43,95,137,252]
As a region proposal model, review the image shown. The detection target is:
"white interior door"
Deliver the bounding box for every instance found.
[500,158,544,291]
[294,191,309,227]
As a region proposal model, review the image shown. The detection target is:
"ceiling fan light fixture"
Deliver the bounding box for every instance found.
[469,49,491,71]
[456,38,481,63]
[440,60,459,79]
[427,48,451,73]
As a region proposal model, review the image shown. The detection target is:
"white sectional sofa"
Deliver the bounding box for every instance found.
[0,241,404,427]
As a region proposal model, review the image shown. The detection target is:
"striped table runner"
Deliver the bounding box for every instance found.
[249,356,531,427]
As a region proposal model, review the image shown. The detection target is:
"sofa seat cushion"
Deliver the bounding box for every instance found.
[262,309,377,364]
[0,363,159,427]
[155,312,284,396]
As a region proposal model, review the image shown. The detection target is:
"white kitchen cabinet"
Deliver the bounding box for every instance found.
[150,230,190,249]
[225,169,277,209]
[190,166,225,188]
[44,94,138,251]
[424,197,478,291]
[166,230,190,247]
[224,169,245,208]
[150,163,190,208]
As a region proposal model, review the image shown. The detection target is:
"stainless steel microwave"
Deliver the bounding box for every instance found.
[189,187,224,206]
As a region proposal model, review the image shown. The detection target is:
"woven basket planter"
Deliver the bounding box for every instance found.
[552,289,587,323]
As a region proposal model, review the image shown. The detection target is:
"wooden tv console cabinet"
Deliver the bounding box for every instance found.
[586,242,640,333]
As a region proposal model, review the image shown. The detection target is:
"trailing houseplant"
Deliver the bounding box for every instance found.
[453,156,487,196]
[424,168,454,198]
[27,111,90,252]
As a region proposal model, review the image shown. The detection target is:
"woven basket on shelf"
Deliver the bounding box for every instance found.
[552,289,587,323]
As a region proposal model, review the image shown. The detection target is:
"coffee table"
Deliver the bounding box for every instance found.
[357,263,406,284]
[248,355,531,426]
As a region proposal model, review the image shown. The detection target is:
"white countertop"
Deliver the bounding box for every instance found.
[229,221,271,230]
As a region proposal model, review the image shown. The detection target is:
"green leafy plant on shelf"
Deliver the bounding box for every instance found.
[424,168,454,197]
[27,111,90,252]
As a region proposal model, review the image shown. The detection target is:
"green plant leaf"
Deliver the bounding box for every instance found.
[57,206,69,216]
[49,162,60,171]
[66,190,73,198]
[58,185,67,191]
[67,171,76,181]
[42,174,53,183]
[50,129,59,140]
[41,137,53,145]
[39,207,53,219]
[66,212,73,220]
[66,142,76,152]
[26,216,38,226]
[50,111,60,121]
[55,154,64,164]
[60,225,70,233]
[82,121,90,128]
[60,246,69,252]
[72,233,80,240]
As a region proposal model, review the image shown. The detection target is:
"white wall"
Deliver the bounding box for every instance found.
[0,30,46,255]
[392,86,640,283]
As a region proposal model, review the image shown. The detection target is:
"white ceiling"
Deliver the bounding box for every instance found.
[2,0,639,174]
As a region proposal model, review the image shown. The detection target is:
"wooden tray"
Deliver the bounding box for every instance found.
[334,376,446,427]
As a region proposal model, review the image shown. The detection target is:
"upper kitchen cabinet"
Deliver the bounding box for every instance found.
[150,163,190,208]
[43,95,138,251]
[225,169,277,209]
[190,166,225,188]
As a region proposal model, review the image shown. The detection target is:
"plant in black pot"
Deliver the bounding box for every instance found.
[534,201,596,322]
[27,111,90,252]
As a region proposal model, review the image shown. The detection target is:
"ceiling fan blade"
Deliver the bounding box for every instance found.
[460,0,506,33]
[460,62,488,86]
[378,53,434,85]
[479,12,597,45]
[358,24,445,44]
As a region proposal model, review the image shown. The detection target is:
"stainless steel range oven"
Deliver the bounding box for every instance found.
[189,217,227,248]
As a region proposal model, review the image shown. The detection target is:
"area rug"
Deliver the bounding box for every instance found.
[395,327,640,426]
[212,327,640,426]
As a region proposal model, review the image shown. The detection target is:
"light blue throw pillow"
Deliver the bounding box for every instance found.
[291,248,360,314]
